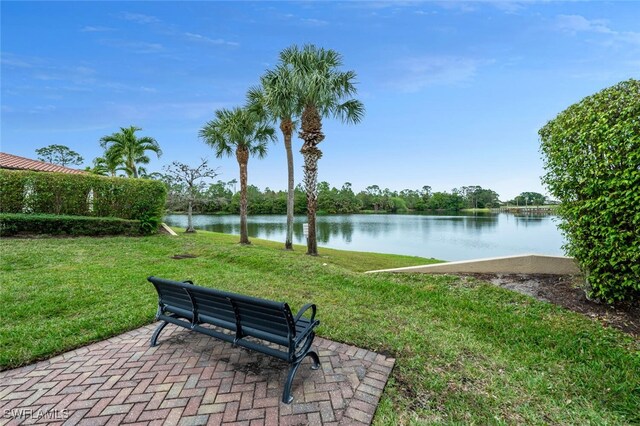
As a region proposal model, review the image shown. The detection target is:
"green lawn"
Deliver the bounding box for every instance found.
[1,231,638,424]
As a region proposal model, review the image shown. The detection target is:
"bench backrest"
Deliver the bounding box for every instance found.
[148,276,296,344]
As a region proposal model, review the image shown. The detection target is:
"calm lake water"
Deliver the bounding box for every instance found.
[163,213,565,261]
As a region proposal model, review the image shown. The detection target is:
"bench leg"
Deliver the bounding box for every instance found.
[307,350,320,370]
[150,321,169,347]
[282,351,322,404]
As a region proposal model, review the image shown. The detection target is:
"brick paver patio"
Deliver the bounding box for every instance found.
[0,323,395,425]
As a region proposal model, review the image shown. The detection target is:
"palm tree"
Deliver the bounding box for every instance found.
[280,44,364,255]
[99,126,162,178]
[199,107,275,244]
[85,157,109,176]
[247,64,300,250]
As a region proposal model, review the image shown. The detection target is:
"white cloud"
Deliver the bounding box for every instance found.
[184,32,239,47]
[1,54,36,68]
[488,1,529,14]
[120,12,160,24]
[100,39,163,53]
[555,14,640,46]
[80,26,115,32]
[300,18,329,26]
[435,1,478,13]
[556,15,613,35]
[104,101,229,121]
[277,13,329,27]
[618,31,640,46]
[391,56,487,92]
[29,105,57,114]
[32,66,96,85]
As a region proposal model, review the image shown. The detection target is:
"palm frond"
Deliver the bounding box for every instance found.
[333,99,365,125]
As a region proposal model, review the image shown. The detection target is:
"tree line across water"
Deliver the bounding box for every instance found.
[164,179,547,215]
[33,144,549,215]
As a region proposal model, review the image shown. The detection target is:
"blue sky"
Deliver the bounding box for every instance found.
[2,1,638,200]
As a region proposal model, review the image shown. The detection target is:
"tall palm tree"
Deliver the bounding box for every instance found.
[199,107,275,245]
[247,64,300,250]
[99,126,162,178]
[280,44,364,256]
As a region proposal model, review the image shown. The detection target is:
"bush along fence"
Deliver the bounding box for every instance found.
[0,170,166,236]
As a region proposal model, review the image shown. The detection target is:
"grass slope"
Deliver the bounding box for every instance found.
[1,231,638,424]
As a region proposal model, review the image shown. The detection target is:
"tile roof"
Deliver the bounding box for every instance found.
[0,152,87,175]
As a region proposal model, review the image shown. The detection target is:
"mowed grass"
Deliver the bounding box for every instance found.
[1,231,638,424]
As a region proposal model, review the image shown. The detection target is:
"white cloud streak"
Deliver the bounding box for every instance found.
[184,32,239,47]
[556,15,613,35]
[100,39,164,53]
[80,26,115,33]
[120,12,160,24]
[555,14,640,46]
[1,53,37,68]
[391,56,487,92]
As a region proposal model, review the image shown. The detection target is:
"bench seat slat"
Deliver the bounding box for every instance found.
[238,313,289,330]
[192,301,235,315]
[192,324,236,344]
[197,314,237,331]
[162,296,192,310]
[235,308,289,327]
[240,325,288,346]
[157,286,191,300]
[236,338,289,361]
[158,313,192,328]
[193,299,235,313]
[198,305,236,321]
[296,317,312,332]
[240,320,289,340]
[234,301,290,317]
[163,305,193,319]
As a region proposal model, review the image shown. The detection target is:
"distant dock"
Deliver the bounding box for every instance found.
[497,206,557,214]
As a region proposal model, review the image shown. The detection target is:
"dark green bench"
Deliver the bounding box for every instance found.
[147,276,321,404]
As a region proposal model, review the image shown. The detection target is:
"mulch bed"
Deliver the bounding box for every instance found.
[463,273,639,337]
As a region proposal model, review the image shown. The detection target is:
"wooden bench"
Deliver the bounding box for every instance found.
[147,276,321,404]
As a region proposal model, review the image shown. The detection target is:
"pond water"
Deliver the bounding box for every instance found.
[163,213,565,261]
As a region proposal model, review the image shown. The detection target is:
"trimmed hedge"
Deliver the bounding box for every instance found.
[539,79,640,304]
[0,213,145,237]
[0,170,166,220]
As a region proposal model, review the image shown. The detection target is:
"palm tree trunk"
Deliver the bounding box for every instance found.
[281,119,295,250]
[186,199,195,233]
[130,159,138,178]
[237,147,250,245]
[299,104,325,256]
[301,145,322,255]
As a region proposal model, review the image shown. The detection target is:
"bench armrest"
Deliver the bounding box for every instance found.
[294,303,316,323]
[294,318,320,346]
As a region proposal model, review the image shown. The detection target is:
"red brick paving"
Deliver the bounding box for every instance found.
[0,323,394,425]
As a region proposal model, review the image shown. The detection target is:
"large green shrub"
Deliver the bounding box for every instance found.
[0,170,25,212]
[539,79,639,303]
[0,170,166,223]
[0,213,145,237]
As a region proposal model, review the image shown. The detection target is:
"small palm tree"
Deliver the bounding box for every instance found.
[199,107,275,244]
[280,44,364,255]
[85,157,110,176]
[100,126,162,178]
[247,64,300,250]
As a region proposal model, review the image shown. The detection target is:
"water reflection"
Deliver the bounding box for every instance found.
[164,213,564,261]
